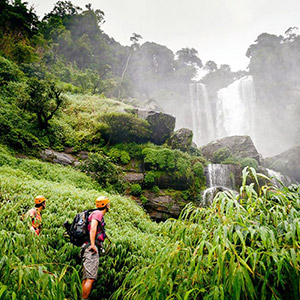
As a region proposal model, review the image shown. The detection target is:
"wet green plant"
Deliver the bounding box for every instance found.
[113,167,300,300]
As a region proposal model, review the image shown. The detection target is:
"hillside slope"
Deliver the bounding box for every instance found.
[0,145,166,299]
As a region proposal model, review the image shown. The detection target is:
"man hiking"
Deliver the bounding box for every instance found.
[25,195,47,235]
[81,196,110,300]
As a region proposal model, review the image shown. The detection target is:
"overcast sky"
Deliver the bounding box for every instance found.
[28,0,300,71]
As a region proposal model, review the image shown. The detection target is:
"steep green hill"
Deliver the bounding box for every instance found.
[0,145,166,299]
[1,145,300,299]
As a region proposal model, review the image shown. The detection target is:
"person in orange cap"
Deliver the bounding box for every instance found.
[25,195,47,235]
[81,196,110,300]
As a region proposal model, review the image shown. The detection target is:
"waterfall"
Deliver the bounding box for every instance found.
[205,164,235,189]
[266,168,292,187]
[216,76,256,141]
[189,83,215,146]
[202,164,237,207]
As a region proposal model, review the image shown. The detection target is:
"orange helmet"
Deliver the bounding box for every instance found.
[95,196,110,208]
[35,195,46,204]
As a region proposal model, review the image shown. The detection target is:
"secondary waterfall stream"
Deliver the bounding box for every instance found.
[202,164,237,206]
[189,83,215,146]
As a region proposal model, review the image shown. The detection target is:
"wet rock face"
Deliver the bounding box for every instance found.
[167,128,193,152]
[123,172,144,183]
[41,149,78,165]
[200,135,260,163]
[143,191,183,222]
[263,145,300,182]
[135,109,176,145]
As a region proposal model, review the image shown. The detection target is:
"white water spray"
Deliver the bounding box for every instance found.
[216,76,256,141]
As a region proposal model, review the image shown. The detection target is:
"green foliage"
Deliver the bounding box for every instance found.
[144,171,157,187]
[19,78,65,129]
[0,56,24,84]
[0,144,166,300]
[107,148,130,165]
[212,147,232,163]
[101,113,151,144]
[80,153,123,191]
[114,168,300,300]
[141,147,205,197]
[152,185,160,195]
[240,157,259,170]
[130,184,142,196]
[140,194,148,205]
[192,162,204,177]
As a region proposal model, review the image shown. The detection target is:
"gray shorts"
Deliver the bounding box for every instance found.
[80,244,99,280]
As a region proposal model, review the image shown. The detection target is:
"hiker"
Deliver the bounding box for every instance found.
[81,196,110,300]
[25,195,47,235]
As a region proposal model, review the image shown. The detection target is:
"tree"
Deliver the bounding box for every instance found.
[176,47,203,68]
[48,1,82,18]
[117,33,143,98]
[21,78,65,129]
[204,60,218,72]
[0,0,41,63]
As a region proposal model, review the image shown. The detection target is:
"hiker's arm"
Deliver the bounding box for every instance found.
[89,219,98,253]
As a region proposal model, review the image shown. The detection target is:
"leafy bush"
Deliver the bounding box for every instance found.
[152,185,160,194]
[0,56,24,84]
[192,161,204,177]
[240,157,259,170]
[130,184,142,196]
[80,153,123,192]
[140,195,148,205]
[212,147,232,163]
[107,148,130,165]
[144,171,157,187]
[101,113,151,144]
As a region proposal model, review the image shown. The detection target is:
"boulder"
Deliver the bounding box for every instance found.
[135,109,176,145]
[200,135,260,163]
[41,149,77,165]
[123,172,144,183]
[263,145,300,182]
[155,174,190,190]
[167,128,193,152]
[143,191,182,221]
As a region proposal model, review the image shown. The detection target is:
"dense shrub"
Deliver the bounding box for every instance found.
[144,171,157,187]
[80,153,124,192]
[101,113,151,144]
[212,147,232,163]
[0,56,24,84]
[107,148,130,165]
[240,157,259,170]
[130,184,142,196]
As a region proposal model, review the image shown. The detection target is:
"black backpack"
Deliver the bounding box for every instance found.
[64,209,97,246]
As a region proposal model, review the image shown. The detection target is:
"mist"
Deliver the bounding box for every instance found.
[126,29,300,158]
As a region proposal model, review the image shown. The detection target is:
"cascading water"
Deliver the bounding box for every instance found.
[202,164,237,207]
[189,83,215,146]
[205,164,236,189]
[189,76,257,148]
[216,76,256,141]
[266,168,292,187]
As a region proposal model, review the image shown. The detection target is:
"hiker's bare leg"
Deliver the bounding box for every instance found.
[82,278,95,299]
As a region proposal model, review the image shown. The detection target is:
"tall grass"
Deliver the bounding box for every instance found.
[0,145,165,299]
[113,167,300,300]
[1,144,299,300]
